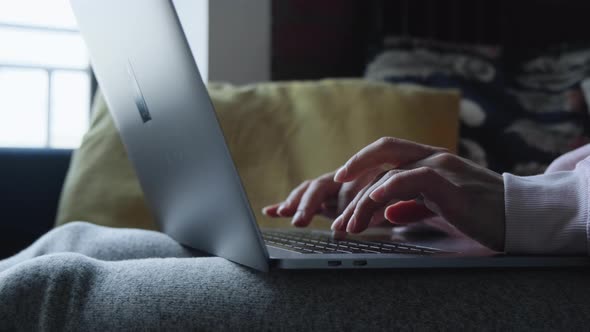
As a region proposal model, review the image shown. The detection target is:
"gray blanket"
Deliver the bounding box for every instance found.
[2,222,590,331]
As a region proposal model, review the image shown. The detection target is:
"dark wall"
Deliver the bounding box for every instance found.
[271,0,590,81]
[271,0,372,81]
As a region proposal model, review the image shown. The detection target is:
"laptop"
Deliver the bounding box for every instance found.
[71,0,590,271]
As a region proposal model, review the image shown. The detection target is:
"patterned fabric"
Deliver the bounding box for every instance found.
[365,37,590,175]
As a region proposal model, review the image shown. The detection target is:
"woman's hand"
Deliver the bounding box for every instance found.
[262,168,390,228]
[331,137,505,251]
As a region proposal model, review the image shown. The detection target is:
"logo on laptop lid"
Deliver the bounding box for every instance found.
[127,60,152,123]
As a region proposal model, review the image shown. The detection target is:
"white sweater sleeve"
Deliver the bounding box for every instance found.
[503,160,590,255]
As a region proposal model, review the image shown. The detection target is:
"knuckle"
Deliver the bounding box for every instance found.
[432,152,459,168]
[317,173,334,184]
[382,171,403,190]
[308,179,324,190]
[379,169,400,187]
[417,166,436,176]
[376,136,398,149]
[386,169,400,177]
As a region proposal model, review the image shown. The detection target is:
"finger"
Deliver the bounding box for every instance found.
[384,200,435,224]
[346,170,403,233]
[339,206,390,229]
[337,168,383,214]
[331,169,395,232]
[368,207,387,226]
[320,199,339,219]
[264,203,332,219]
[262,203,281,218]
[334,137,443,183]
[331,185,370,232]
[293,176,341,227]
[276,180,312,217]
[369,167,461,221]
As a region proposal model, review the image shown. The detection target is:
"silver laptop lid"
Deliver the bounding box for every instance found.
[71,0,269,271]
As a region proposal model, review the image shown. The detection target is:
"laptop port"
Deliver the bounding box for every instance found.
[327,261,342,267]
[353,260,367,266]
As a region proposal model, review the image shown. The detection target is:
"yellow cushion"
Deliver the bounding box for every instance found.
[56,79,460,230]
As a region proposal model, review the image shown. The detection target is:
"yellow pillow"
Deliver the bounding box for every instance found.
[56,80,459,230]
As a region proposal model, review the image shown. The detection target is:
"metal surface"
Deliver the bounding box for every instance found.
[70,0,269,271]
[266,227,590,269]
[273,253,590,270]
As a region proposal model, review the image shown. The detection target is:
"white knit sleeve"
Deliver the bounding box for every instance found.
[503,162,590,255]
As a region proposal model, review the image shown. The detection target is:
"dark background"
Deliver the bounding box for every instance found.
[271,0,590,81]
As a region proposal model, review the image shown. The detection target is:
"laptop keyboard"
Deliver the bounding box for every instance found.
[262,229,447,255]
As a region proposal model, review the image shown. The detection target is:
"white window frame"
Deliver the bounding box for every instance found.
[0,22,92,148]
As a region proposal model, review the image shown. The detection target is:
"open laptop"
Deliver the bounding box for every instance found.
[71,0,590,271]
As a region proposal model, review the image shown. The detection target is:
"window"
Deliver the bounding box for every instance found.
[0,0,90,149]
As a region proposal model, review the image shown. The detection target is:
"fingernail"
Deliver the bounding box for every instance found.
[334,166,347,182]
[262,207,269,215]
[346,216,356,233]
[370,187,384,201]
[331,217,342,231]
[277,204,287,216]
[338,218,348,231]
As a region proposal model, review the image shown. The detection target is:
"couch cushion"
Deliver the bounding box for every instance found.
[56,79,460,230]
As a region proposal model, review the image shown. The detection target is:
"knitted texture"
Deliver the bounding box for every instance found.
[2,222,590,330]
